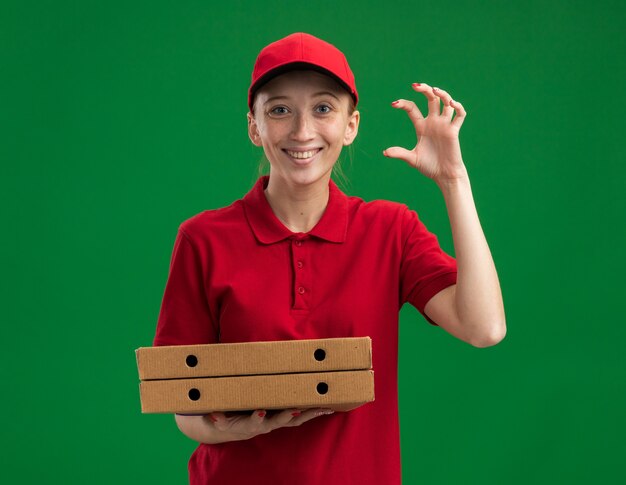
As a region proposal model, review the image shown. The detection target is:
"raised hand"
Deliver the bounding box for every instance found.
[383,82,468,185]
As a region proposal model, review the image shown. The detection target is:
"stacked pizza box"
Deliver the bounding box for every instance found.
[136,337,375,414]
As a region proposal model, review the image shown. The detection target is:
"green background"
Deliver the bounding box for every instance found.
[2,0,624,483]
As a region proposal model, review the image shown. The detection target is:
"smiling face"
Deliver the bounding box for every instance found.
[247,70,360,188]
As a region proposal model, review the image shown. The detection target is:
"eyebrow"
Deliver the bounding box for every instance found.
[264,91,341,104]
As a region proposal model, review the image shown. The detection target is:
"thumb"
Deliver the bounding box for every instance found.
[383,147,416,166]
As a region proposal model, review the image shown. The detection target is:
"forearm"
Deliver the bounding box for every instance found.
[174,414,245,445]
[437,175,506,346]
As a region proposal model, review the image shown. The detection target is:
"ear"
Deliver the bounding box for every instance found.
[247,112,263,147]
[343,110,360,146]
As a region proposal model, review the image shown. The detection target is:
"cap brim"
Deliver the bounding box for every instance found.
[249,62,356,109]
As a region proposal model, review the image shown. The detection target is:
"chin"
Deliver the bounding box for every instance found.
[289,169,333,187]
[270,165,331,186]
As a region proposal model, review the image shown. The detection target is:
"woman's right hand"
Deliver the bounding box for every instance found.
[209,408,335,441]
[175,407,336,444]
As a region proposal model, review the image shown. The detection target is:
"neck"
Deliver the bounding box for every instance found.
[263,174,331,233]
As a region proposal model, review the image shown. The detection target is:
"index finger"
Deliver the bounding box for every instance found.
[411,82,440,116]
[391,99,425,125]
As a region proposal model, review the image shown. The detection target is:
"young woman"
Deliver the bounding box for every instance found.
[153,32,506,485]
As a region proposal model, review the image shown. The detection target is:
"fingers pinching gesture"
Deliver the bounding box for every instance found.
[383,83,468,185]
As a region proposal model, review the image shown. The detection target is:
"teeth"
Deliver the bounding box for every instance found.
[286,149,319,159]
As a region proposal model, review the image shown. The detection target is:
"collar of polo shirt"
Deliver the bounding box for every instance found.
[242,175,349,244]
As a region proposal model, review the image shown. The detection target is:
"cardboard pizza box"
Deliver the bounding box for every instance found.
[136,337,372,380]
[139,369,375,414]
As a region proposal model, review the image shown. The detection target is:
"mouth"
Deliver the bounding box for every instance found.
[283,148,322,164]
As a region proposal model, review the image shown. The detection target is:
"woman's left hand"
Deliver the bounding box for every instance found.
[383,83,468,185]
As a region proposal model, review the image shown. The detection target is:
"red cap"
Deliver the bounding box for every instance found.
[248,32,358,111]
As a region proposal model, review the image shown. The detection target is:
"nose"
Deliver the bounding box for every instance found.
[290,111,314,141]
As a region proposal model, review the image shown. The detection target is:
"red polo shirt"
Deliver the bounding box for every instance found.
[153,174,457,485]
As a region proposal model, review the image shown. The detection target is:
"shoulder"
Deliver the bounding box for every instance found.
[178,199,246,241]
[347,195,413,229]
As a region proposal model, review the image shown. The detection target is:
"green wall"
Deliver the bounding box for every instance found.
[2,1,624,483]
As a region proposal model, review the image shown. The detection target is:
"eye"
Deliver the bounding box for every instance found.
[316,104,332,114]
[269,106,289,115]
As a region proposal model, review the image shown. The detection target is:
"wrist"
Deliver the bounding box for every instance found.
[435,172,471,193]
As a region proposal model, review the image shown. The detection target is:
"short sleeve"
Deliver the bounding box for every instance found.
[152,228,219,346]
[399,206,457,326]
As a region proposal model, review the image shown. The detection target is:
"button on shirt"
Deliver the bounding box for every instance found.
[153,175,457,485]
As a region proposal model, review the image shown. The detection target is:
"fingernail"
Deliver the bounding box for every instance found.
[412,83,421,87]
[391,100,399,105]
[258,411,266,418]
[291,411,302,417]
[209,415,218,422]
[383,150,389,157]
[433,87,439,91]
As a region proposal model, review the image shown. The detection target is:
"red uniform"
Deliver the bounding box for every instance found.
[154,174,457,484]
